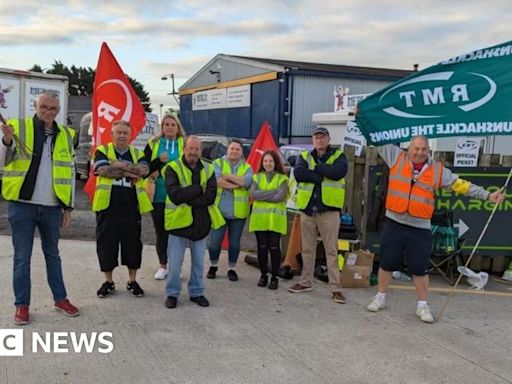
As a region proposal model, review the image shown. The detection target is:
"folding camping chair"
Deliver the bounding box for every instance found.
[428,210,465,285]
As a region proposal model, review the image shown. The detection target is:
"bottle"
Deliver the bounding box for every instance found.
[392,271,411,281]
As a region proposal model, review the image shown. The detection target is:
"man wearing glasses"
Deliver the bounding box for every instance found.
[0,91,79,325]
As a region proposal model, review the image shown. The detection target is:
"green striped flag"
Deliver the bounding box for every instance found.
[356,40,512,146]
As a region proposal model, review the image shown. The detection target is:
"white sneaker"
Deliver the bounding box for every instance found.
[367,296,386,312]
[154,268,168,280]
[416,305,434,323]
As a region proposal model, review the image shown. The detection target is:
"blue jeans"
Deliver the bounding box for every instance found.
[8,202,67,306]
[208,218,246,268]
[166,234,206,298]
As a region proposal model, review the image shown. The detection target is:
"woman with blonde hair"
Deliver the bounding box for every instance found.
[144,114,185,280]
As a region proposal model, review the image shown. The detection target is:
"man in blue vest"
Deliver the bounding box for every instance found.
[1,91,79,325]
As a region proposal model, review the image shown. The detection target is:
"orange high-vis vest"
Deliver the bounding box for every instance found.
[385,152,443,219]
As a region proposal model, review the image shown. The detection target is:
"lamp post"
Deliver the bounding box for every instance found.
[209,70,221,83]
[161,73,179,106]
[159,103,163,121]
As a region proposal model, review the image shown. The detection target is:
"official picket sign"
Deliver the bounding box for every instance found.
[454,137,480,167]
[356,40,512,145]
[343,121,366,156]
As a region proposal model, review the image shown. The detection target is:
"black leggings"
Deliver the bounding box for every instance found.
[255,231,282,277]
[150,202,168,265]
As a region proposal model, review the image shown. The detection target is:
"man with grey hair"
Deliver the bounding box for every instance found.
[92,120,152,299]
[0,91,79,325]
[367,136,505,323]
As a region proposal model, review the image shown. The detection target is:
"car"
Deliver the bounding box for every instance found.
[195,134,254,160]
[279,144,313,166]
[194,134,229,161]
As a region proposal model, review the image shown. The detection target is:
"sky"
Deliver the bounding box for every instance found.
[1,0,510,115]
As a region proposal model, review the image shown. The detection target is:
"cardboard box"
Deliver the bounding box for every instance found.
[340,249,374,288]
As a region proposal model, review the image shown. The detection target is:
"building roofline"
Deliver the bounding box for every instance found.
[227,54,413,78]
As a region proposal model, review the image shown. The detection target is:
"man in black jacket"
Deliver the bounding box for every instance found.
[164,136,217,308]
[288,127,349,304]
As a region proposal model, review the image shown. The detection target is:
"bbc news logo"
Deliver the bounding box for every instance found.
[0,329,23,356]
[0,329,114,356]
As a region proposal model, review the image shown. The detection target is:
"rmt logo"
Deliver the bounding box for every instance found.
[379,71,497,119]
[457,140,479,151]
[346,123,362,135]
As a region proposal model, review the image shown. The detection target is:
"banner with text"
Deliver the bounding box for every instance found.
[356,40,512,145]
[192,85,250,111]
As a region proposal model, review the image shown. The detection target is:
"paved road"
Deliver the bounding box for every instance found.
[1,236,511,384]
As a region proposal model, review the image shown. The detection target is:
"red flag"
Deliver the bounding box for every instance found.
[84,42,146,202]
[246,121,280,172]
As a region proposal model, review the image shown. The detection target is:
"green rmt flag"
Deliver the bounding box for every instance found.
[356,40,512,146]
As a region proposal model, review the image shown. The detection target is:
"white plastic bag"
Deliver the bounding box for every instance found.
[457,266,489,290]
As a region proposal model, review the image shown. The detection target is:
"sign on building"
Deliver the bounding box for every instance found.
[192,85,251,111]
[227,85,250,108]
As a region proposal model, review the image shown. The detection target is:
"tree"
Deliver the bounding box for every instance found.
[28,61,152,112]
[126,75,151,112]
[165,107,180,117]
[28,64,44,73]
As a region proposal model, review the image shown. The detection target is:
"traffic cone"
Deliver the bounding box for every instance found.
[221,231,229,250]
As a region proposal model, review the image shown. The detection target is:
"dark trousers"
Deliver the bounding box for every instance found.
[96,212,142,272]
[150,202,168,265]
[255,231,281,277]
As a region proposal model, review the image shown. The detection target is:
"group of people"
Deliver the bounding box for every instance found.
[0,91,506,326]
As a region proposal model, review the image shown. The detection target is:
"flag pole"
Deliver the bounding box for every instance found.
[437,166,512,322]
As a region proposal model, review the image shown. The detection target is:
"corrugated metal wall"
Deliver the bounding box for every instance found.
[179,79,280,140]
[290,75,393,137]
[251,80,280,139]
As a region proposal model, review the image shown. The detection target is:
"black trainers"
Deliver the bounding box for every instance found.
[227,269,238,281]
[207,266,217,279]
[269,277,279,290]
[97,281,115,298]
[257,274,268,287]
[165,296,177,308]
[190,295,210,307]
[126,281,144,297]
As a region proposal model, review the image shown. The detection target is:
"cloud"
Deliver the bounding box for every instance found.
[3,0,511,114]
[143,56,212,80]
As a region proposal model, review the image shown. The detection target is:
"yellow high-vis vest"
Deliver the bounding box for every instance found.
[2,118,74,206]
[213,158,251,219]
[91,143,153,213]
[249,172,289,235]
[163,159,225,231]
[296,149,345,210]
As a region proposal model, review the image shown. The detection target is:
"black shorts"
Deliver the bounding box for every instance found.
[379,218,432,276]
[96,212,142,272]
